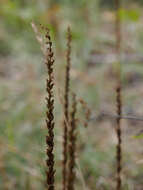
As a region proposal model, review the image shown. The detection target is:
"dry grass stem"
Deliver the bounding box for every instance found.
[116,85,122,190]
[67,93,77,190]
[45,27,55,190]
[62,26,72,190]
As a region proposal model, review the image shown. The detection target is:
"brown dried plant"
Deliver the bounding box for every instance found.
[67,93,77,190]
[115,1,122,190]
[116,85,122,190]
[62,26,72,190]
[114,0,122,81]
[45,27,55,190]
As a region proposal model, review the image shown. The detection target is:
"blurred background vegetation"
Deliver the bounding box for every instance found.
[0,0,143,189]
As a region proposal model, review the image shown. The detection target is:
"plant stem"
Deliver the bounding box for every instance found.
[62,26,72,190]
[116,85,122,190]
[67,93,77,190]
[45,28,55,190]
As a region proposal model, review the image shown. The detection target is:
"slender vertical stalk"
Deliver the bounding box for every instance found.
[67,93,77,190]
[115,1,122,189]
[45,28,55,190]
[116,85,122,190]
[62,26,72,190]
[115,0,122,82]
[115,0,121,56]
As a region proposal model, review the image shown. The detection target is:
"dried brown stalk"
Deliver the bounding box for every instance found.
[115,0,121,56]
[67,93,77,190]
[116,85,122,190]
[62,26,72,190]
[115,0,122,83]
[45,27,55,190]
[115,1,122,189]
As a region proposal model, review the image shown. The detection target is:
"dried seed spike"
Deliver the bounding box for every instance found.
[44,27,55,190]
[62,26,72,190]
[116,84,122,190]
[65,26,72,121]
[115,0,122,189]
[67,93,77,190]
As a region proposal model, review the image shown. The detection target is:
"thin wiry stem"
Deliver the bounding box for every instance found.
[45,28,55,190]
[115,0,122,82]
[67,93,77,190]
[89,112,143,122]
[62,26,72,190]
[100,113,143,122]
[115,0,121,56]
[116,85,122,190]
[115,1,122,189]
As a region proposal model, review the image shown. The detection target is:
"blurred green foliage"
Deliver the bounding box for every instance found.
[119,9,140,22]
[100,0,143,8]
